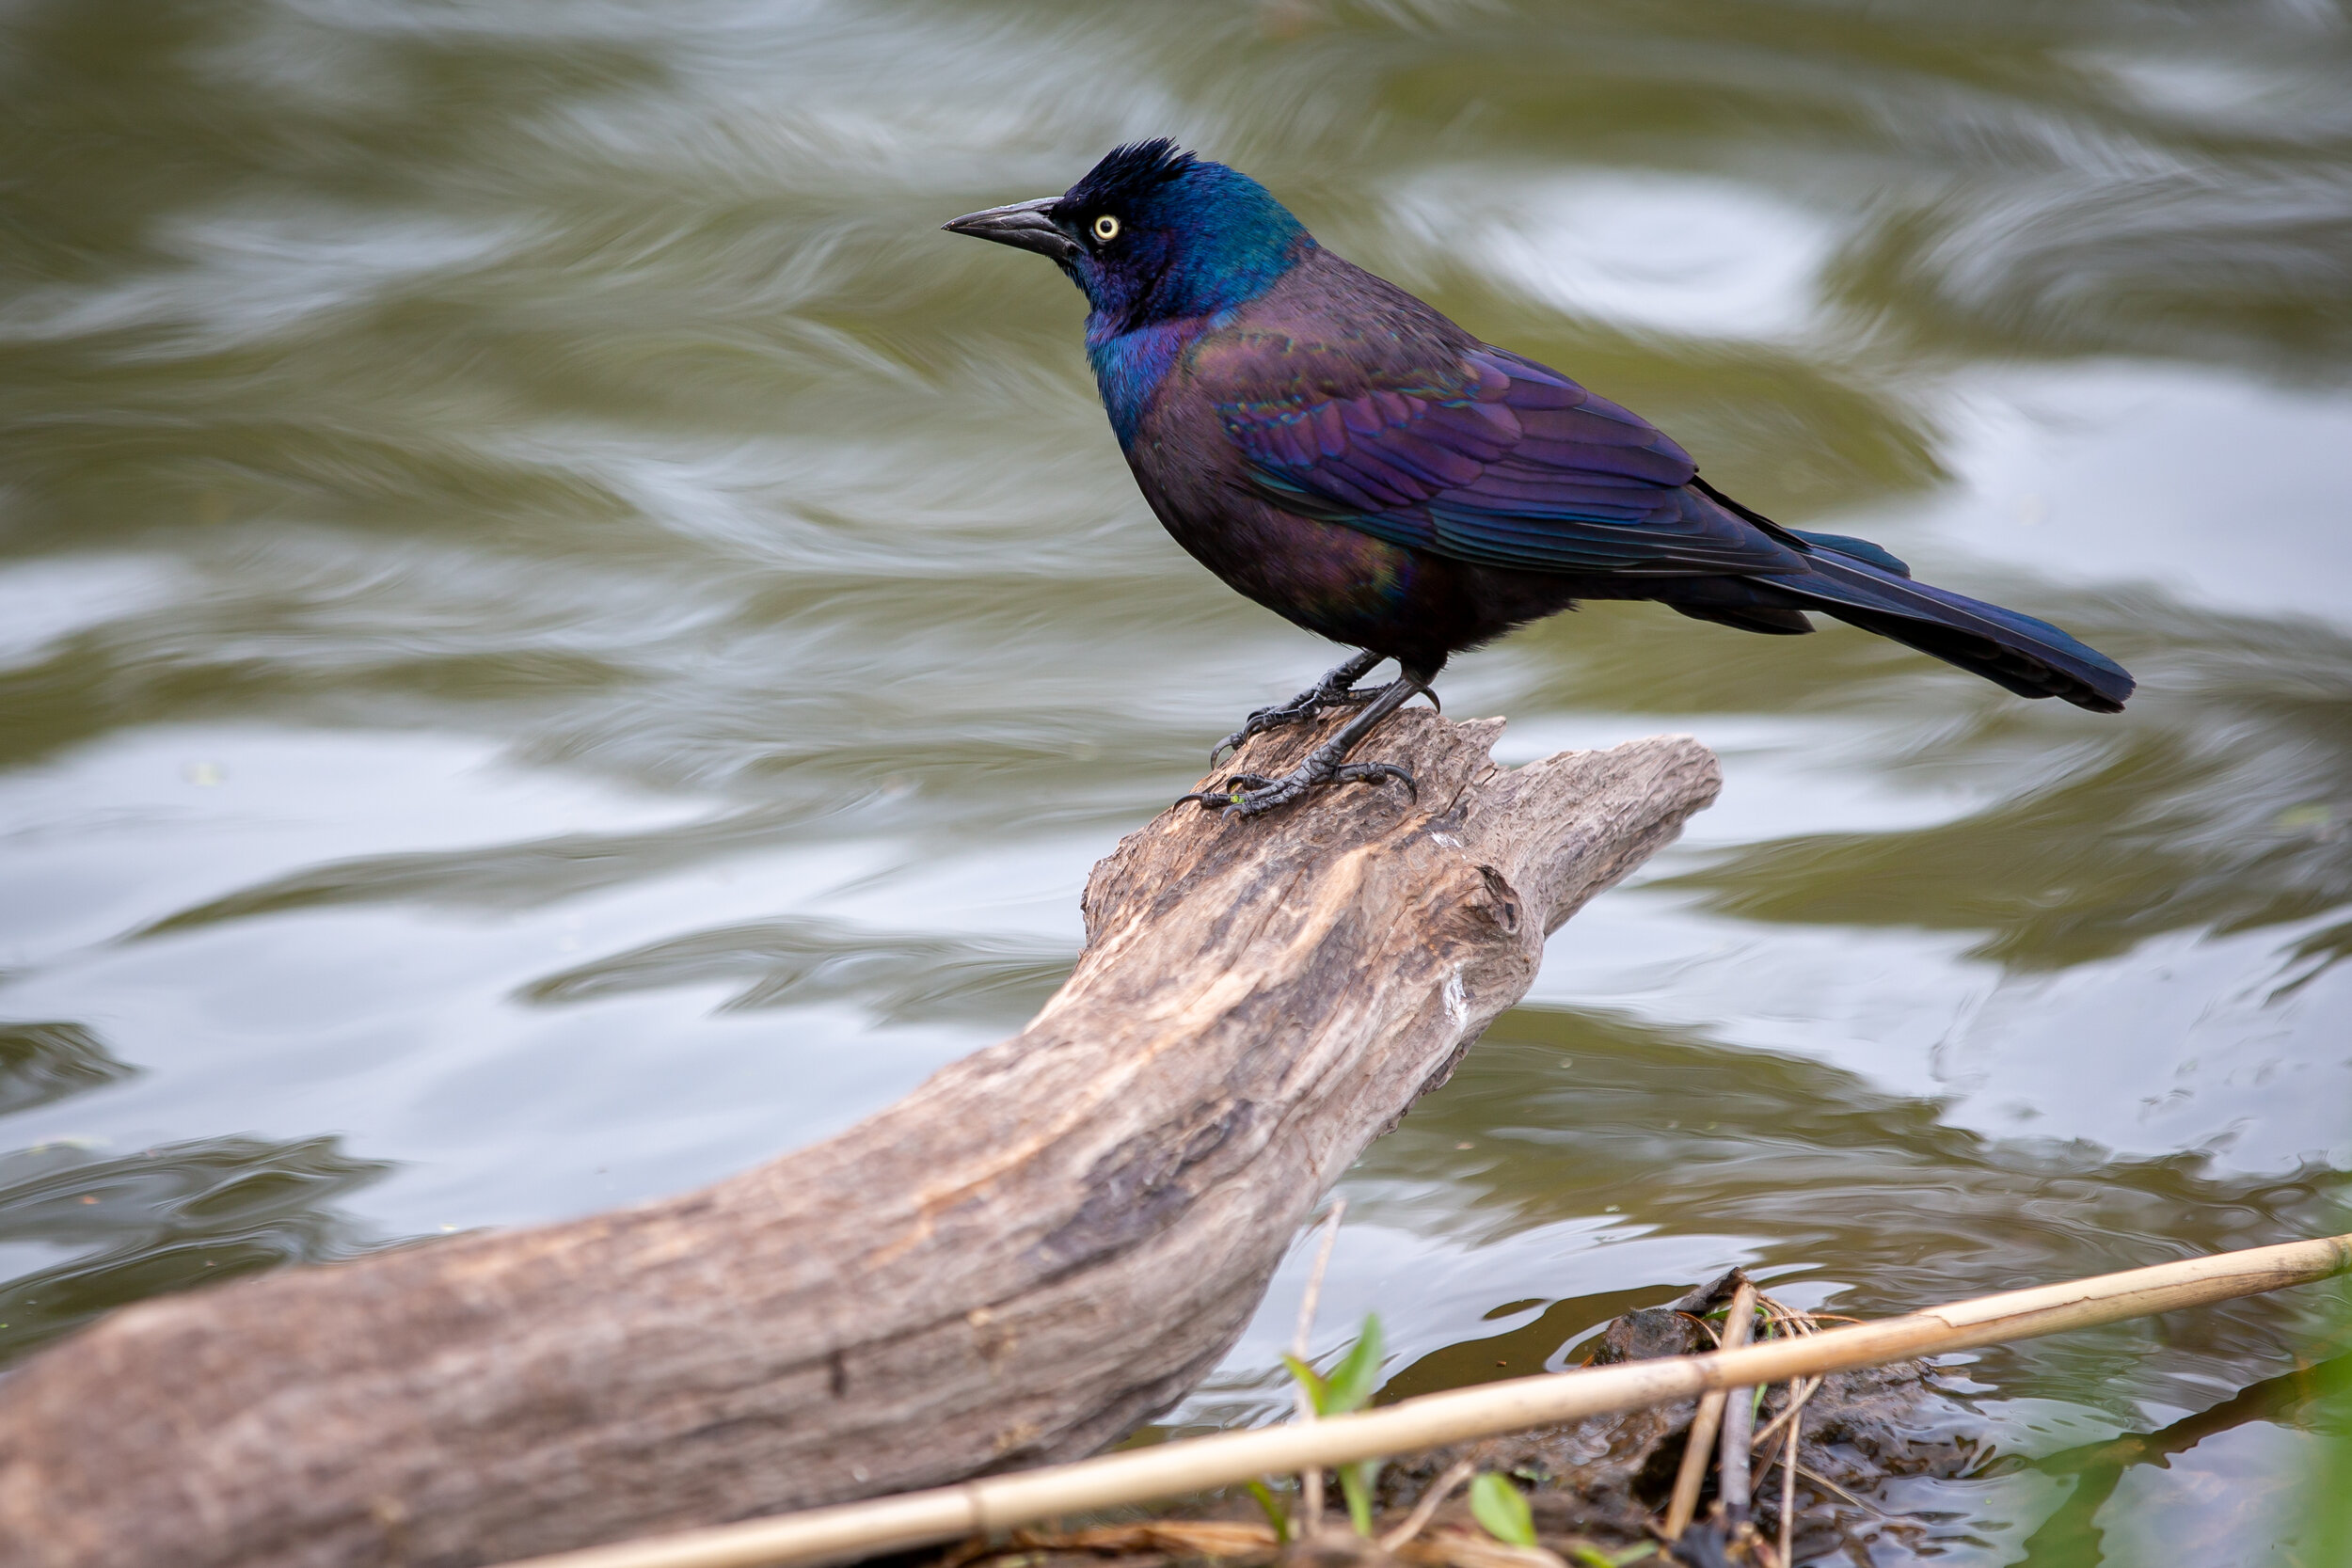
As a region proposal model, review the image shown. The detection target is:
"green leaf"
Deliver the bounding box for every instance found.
[1340,1457,1383,1537]
[1470,1472,1537,1548]
[1243,1479,1291,1544]
[1279,1353,1328,1412]
[1320,1315,1386,1416]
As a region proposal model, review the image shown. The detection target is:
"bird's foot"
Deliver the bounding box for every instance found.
[1187,663,1432,817]
[1178,758,1416,819]
[1209,652,1388,765]
[1209,686,1379,765]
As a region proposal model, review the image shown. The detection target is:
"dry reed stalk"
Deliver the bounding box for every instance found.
[1396,1528,1567,1568]
[1378,1458,1477,1552]
[1291,1201,1346,1532]
[1788,1465,1870,1513]
[1776,1421,1799,1568]
[1662,1282,1756,1539]
[1716,1363,1756,1533]
[1748,1377,1819,1456]
[1017,1523,1275,1558]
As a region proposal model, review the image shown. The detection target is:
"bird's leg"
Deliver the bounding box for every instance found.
[1209,650,1385,764]
[1181,673,1427,818]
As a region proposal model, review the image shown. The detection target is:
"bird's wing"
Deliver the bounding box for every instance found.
[1198,337,1800,576]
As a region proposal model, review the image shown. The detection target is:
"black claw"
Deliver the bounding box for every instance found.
[1176,772,1275,811]
[1210,722,1272,765]
[1210,707,1286,765]
[1333,761,1417,798]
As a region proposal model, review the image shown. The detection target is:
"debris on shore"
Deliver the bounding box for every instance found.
[925,1271,1981,1568]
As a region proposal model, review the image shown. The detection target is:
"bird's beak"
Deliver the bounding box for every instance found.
[943,198,1079,261]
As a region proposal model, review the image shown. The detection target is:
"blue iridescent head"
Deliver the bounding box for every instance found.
[945,140,1314,333]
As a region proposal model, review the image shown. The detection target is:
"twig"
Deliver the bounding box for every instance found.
[1019,1523,1275,1559]
[1663,1282,1755,1540]
[1292,1200,1346,1533]
[485,1232,2352,1568]
[1777,1420,1799,1568]
[1395,1531,1566,1568]
[1749,1376,1820,1455]
[1789,1463,1874,1514]
[1716,1306,1758,1531]
[1294,1202,1348,1369]
[1378,1458,1477,1552]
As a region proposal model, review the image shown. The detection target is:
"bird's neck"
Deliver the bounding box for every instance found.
[1084,237,1312,448]
[1086,314,1209,449]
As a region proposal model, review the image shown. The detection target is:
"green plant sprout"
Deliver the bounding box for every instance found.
[1468,1471,1536,1547]
[1471,1469,1656,1567]
[1242,1479,1291,1544]
[1281,1314,1387,1536]
[1572,1546,1659,1568]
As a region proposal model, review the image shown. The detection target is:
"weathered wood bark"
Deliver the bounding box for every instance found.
[0,713,1718,1568]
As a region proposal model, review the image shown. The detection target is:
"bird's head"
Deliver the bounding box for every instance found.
[946,140,1313,333]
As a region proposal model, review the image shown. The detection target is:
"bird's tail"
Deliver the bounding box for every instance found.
[1775,542,2134,712]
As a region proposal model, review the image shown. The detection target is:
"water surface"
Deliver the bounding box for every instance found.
[4,3,2350,1561]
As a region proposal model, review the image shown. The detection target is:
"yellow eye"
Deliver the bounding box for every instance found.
[1092,214,1120,243]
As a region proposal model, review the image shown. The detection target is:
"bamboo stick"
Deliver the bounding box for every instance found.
[495,1232,2352,1568]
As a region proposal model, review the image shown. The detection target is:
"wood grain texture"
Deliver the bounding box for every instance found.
[0,713,1718,1568]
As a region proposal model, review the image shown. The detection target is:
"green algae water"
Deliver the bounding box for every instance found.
[3,2,2349,1560]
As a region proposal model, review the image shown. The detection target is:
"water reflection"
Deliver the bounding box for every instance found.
[1351,1015,2344,1414]
[2,0,2348,1560]
[0,1133,388,1364]
[524,914,1073,1024]
[2011,1348,2352,1568]
[1661,605,2352,973]
[0,1022,137,1116]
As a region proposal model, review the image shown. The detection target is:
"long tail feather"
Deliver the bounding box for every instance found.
[1776,548,2134,712]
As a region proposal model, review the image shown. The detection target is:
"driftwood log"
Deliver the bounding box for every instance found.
[0,712,1719,1568]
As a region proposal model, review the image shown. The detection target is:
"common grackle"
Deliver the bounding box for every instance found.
[947,141,2133,816]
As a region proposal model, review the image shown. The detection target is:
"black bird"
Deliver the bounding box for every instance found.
[946,142,2133,816]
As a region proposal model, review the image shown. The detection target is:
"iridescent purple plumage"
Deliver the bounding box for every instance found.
[946,141,2132,816]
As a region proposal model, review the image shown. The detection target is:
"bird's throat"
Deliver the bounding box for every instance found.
[1087,314,1207,449]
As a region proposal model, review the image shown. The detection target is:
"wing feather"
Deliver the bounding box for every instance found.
[1200,336,1799,577]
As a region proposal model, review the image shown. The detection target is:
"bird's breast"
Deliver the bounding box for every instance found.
[1121,393,1477,662]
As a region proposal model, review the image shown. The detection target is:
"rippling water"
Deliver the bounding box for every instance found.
[4,2,2349,1560]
